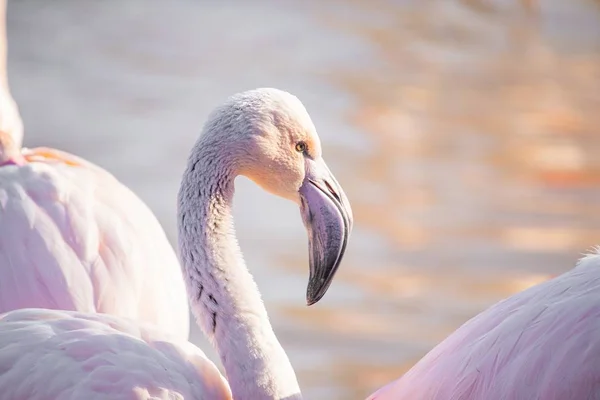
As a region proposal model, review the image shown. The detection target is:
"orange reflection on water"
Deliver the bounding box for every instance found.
[281,1,600,398]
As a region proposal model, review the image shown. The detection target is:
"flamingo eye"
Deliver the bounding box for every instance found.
[295,141,307,153]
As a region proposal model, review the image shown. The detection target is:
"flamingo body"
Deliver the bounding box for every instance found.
[0,308,230,400]
[368,251,600,400]
[0,147,190,339]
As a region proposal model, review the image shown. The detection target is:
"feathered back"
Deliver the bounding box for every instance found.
[369,251,600,400]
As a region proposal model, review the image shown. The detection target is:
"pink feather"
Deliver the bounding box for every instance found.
[0,148,190,340]
[367,251,600,400]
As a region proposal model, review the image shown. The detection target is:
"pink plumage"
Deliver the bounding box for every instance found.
[0,308,230,400]
[367,251,600,400]
[0,148,190,339]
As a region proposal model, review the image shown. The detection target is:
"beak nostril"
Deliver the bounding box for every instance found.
[324,180,341,203]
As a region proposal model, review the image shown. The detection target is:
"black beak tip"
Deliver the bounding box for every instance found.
[306,294,320,306]
[306,281,328,306]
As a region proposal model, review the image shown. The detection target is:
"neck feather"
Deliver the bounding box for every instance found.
[177,138,302,400]
[0,0,8,89]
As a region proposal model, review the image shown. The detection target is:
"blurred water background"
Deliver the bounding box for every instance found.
[7,0,600,398]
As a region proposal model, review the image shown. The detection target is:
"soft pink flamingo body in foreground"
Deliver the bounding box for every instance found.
[368,250,600,400]
[0,308,230,400]
[0,1,189,339]
[0,88,353,400]
[0,149,190,339]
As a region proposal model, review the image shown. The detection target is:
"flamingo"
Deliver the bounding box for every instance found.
[0,88,353,400]
[367,249,600,399]
[0,0,189,339]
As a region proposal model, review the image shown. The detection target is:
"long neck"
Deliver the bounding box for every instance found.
[0,0,23,162]
[0,0,8,90]
[177,139,302,400]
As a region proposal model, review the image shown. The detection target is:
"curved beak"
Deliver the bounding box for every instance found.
[298,157,353,306]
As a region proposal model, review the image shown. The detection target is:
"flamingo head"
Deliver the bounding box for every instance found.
[202,88,353,305]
